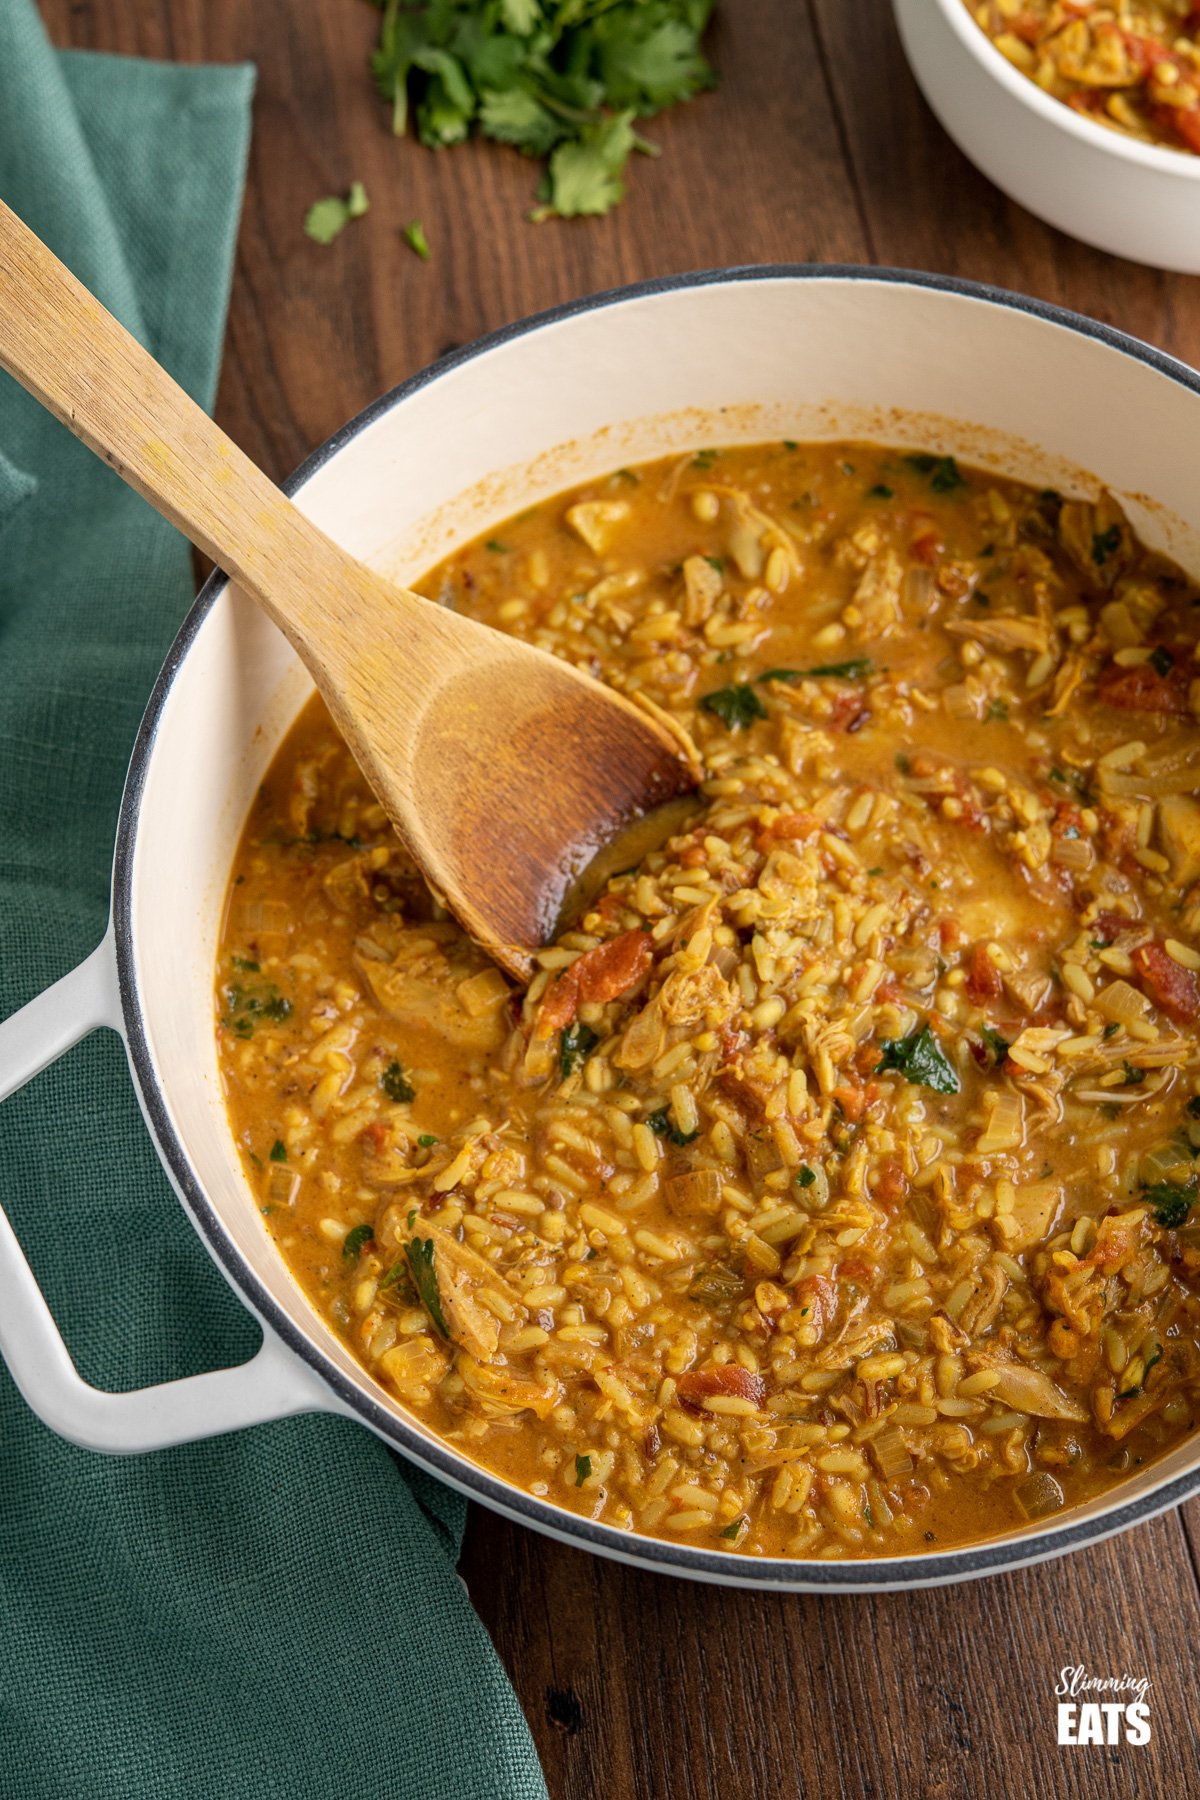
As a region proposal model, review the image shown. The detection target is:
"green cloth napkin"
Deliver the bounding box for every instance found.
[0,7,547,1797]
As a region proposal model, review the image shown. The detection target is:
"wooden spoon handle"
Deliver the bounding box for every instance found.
[0,198,391,660]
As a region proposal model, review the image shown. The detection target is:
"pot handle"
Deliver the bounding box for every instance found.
[0,933,341,1452]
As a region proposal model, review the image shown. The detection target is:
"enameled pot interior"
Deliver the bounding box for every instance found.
[119,273,1200,1580]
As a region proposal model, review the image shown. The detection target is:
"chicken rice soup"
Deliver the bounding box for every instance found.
[217,441,1200,1559]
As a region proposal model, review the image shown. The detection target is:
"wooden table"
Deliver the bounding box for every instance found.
[41,2,1200,1793]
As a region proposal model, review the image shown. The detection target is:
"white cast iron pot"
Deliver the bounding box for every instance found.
[3,269,1200,1593]
[894,0,1200,274]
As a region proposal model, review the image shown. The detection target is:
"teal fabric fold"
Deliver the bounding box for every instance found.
[0,5,546,1796]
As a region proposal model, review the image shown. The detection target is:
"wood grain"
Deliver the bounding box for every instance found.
[35,0,1200,1792]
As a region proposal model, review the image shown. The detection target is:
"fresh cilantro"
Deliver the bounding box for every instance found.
[575,1453,592,1486]
[981,1026,1010,1066]
[757,659,872,683]
[782,439,799,451]
[719,1516,745,1540]
[269,1139,288,1164]
[222,982,292,1038]
[876,1023,960,1094]
[343,1223,375,1262]
[1122,1062,1147,1086]
[699,684,768,731]
[905,452,964,493]
[868,484,894,499]
[535,111,638,218]
[1103,1022,1120,1040]
[704,555,725,573]
[485,538,510,552]
[1092,524,1122,566]
[304,182,368,245]
[370,1,717,220]
[418,1133,439,1147]
[402,218,432,261]
[1148,645,1174,679]
[381,1061,416,1103]
[560,1022,599,1079]
[796,1165,816,1188]
[646,1107,699,1146]
[231,955,260,972]
[986,699,1009,722]
[1143,1181,1197,1229]
[895,753,911,775]
[405,1237,449,1336]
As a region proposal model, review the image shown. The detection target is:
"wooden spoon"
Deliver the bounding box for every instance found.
[0,200,695,980]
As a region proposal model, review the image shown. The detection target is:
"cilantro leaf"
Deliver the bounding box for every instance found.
[479,85,563,157]
[405,1237,450,1336]
[222,982,292,1038]
[757,659,872,683]
[381,1061,416,1104]
[402,219,431,261]
[560,1022,599,1080]
[699,684,768,730]
[343,1223,375,1262]
[536,112,638,219]
[269,1139,288,1164]
[575,1453,592,1486]
[1143,1181,1197,1229]
[304,184,368,246]
[876,1023,960,1094]
[499,0,540,32]
[646,1107,699,1146]
[1092,525,1122,566]
[594,12,717,113]
[981,1025,1010,1066]
[905,452,964,493]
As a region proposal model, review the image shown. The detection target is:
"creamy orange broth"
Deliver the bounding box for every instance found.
[217,441,1200,1558]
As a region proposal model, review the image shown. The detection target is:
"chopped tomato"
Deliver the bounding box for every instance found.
[965,942,1001,1004]
[1096,662,1189,716]
[1166,105,1200,155]
[832,1082,866,1123]
[754,811,820,853]
[873,1157,909,1210]
[676,1364,765,1410]
[1131,940,1200,1024]
[1092,908,1137,944]
[830,694,870,733]
[536,928,655,1035]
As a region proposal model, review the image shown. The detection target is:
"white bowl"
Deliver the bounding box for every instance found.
[894,0,1200,272]
[3,268,1200,1591]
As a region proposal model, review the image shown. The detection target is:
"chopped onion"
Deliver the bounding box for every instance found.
[1015,1471,1065,1520]
[1095,979,1149,1024]
[664,1169,721,1216]
[1050,835,1094,871]
[977,1091,1024,1154]
[867,1424,913,1480]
